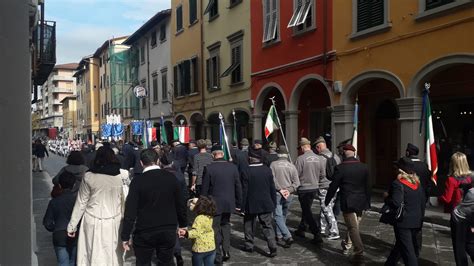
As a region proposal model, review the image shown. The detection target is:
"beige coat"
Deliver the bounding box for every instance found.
[67,169,129,266]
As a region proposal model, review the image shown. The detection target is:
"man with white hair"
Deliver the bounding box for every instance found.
[201,145,242,264]
[325,144,370,259]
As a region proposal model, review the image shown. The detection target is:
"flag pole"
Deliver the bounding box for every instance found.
[232,109,237,144]
[270,97,292,163]
[352,96,359,157]
[219,112,233,161]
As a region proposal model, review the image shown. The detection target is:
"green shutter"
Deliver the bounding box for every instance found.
[357,0,384,32]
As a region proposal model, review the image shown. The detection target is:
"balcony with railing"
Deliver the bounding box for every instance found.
[32,20,56,86]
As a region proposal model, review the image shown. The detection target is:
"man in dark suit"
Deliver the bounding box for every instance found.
[187,140,199,189]
[121,148,187,265]
[201,145,242,264]
[326,144,370,258]
[405,143,433,201]
[241,148,277,257]
[171,140,188,174]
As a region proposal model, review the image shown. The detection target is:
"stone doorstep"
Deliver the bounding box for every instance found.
[370,192,450,227]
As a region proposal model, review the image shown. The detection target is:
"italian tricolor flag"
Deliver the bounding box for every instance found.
[173,126,190,143]
[264,105,279,139]
[423,92,438,185]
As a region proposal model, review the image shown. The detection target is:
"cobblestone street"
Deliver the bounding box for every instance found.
[34,154,456,265]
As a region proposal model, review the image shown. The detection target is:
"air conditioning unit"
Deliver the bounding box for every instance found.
[333,81,343,94]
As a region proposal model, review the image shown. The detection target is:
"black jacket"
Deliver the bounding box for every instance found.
[242,163,277,214]
[385,178,426,229]
[326,157,371,213]
[230,147,249,175]
[263,153,279,167]
[172,145,188,173]
[187,148,199,175]
[121,168,187,241]
[43,190,78,246]
[201,159,242,214]
[34,143,49,158]
[408,156,433,199]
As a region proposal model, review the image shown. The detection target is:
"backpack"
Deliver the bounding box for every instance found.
[319,153,338,181]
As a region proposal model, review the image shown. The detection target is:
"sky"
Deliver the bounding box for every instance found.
[46,0,170,64]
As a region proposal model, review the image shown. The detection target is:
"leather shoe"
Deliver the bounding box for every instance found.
[268,248,277,258]
[222,251,230,261]
[241,246,254,253]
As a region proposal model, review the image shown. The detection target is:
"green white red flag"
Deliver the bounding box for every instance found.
[173,126,190,143]
[421,86,438,185]
[264,105,279,139]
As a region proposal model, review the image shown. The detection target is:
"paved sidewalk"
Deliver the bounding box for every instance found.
[34,154,456,265]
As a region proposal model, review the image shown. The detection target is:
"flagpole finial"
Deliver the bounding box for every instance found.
[180,119,184,126]
[232,109,235,116]
[160,112,164,116]
[218,112,223,120]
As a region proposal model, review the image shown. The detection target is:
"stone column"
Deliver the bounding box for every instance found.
[331,104,355,151]
[396,97,424,158]
[225,123,233,144]
[189,125,196,140]
[252,114,263,141]
[205,123,211,139]
[283,110,299,161]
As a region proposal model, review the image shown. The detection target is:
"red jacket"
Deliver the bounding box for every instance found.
[439,176,472,213]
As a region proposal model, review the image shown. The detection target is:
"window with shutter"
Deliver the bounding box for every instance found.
[151,30,157,47]
[152,74,158,103]
[357,0,384,32]
[262,0,279,43]
[231,45,242,84]
[189,0,197,24]
[288,0,304,27]
[425,0,454,10]
[206,58,211,90]
[140,44,145,64]
[176,6,183,32]
[191,57,198,93]
[160,23,166,41]
[161,69,168,101]
[173,65,178,97]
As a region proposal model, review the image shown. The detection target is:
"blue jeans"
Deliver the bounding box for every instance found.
[54,245,77,266]
[192,250,216,266]
[274,193,293,239]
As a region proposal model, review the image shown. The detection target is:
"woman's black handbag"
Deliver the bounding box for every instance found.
[380,184,405,225]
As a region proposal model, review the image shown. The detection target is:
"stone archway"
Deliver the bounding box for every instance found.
[190,112,204,140]
[253,83,287,144]
[174,114,188,126]
[288,74,333,149]
[340,72,403,188]
[409,54,474,181]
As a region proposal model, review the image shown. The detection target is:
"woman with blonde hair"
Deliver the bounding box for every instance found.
[384,157,426,265]
[440,152,472,213]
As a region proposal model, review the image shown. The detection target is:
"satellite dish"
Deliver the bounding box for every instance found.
[133,86,148,98]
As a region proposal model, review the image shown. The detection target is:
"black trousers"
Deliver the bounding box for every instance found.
[385,227,421,266]
[298,191,320,236]
[133,230,176,266]
[213,213,231,263]
[451,215,474,266]
[244,212,277,250]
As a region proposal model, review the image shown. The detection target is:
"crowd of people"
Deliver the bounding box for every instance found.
[38,134,474,266]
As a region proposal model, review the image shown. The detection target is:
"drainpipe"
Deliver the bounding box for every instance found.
[200,0,206,137]
[323,0,328,80]
[146,37,151,121]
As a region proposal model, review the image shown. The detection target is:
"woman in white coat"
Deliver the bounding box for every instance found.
[67,146,129,265]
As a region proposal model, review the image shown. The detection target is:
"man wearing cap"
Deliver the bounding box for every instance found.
[405,143,432,201]
[314,136,341,240]
[201,145,242,264]
[294,137,324,244]
[263,142,279,166]
[240,138,250,153]
[171,140,188,174]
[270,145,300,248]
[241,147,278,257]
[325,144,370,257]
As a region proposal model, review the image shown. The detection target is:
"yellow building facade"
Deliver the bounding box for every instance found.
[202,0,252,143]
[74,56,100,142]
[61,96,77,139]
[171,0,204,139]
[332,0,474,187]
